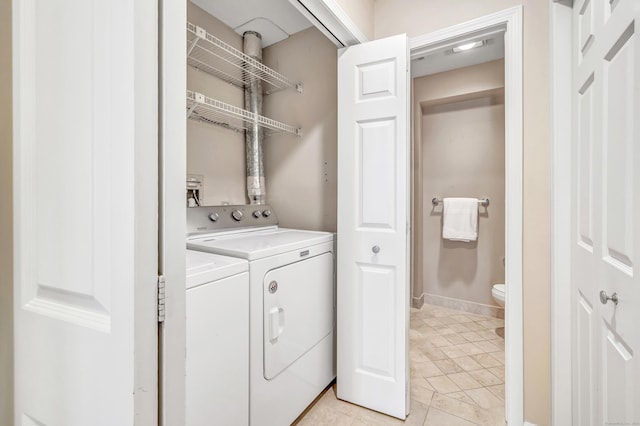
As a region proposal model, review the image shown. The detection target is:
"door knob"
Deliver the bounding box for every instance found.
[599,290,618,305]
[372,245,380,254]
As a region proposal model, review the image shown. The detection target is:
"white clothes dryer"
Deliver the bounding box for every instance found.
[185,249,249,426]
[187,205,335,426]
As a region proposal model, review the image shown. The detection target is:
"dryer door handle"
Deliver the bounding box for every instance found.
[269,307,284,342]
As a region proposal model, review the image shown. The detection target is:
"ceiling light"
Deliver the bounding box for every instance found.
[452,40,485,53]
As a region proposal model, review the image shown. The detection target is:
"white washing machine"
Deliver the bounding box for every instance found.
[185,249,249,426]
[187,205,335,426]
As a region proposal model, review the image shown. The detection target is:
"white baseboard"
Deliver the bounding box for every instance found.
[414,292,504,319]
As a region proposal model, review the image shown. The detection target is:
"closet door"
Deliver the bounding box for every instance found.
[12,1,159,424]
[337,33,410,420]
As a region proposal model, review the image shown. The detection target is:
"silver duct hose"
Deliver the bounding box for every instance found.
[243,31,266,205]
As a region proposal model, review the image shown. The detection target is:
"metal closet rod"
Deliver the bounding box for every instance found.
[431,197,490,207]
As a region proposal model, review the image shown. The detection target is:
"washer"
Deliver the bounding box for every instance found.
[185,249,249,426]
[187,205,335,426]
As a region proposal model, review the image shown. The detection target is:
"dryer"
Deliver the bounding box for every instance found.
[187,205,335,426]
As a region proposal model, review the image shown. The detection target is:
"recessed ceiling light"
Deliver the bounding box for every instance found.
[452,40,485,53]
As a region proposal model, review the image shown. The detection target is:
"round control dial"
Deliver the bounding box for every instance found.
[231,209,244,221]
[262,210,271,218]
[208,212,219,222]
[252,210,261,219]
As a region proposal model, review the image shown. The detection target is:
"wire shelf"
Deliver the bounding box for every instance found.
[186,91,302,137]
[187,22,302,94]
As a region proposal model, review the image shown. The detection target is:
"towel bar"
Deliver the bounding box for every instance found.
[432,197,490,207]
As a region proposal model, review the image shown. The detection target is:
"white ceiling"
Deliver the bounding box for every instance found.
[411,32,505,78]
[191,0,505,77]
[190,0,312,47]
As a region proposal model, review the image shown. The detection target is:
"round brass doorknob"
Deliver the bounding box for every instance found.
[599,290,618,305]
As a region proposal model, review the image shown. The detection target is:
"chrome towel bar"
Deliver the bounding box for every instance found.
[432,197,490,207]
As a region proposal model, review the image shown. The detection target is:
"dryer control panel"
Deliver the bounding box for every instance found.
[187,204,278,235]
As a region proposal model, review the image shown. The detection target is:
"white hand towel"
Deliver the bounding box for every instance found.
[442,197,478,242]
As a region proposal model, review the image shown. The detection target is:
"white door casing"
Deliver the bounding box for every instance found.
[13,0,159,424]
[571,0,640,424]
[337,34,410,420]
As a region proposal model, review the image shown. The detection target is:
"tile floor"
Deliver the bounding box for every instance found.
[295,303,505,425]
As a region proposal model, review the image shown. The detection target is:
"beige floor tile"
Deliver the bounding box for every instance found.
[411,376,435,392]
[452,356,484,371]
[477,329,501,340]
[423,318,445,327]
[488,350,505,365]
[459,331,485,343]
[487,366,505,380]
[448,323,472,333]
[464,387,504,409]
[409,348,431,364]
[429,334,454,348]
[446,391,478,406]
[424,407,477,426]
[486,384,505,402]
[443,333,468,345]
[423,346,449,361]
[440,345,467,359]
[449,314,475,324]
[436,327,457,335]
[468,369,503,386]
[471,353,502,369]
[462,322,486,332]
[405,400,429,426]
[426,375,462,394]
[411,383,435,406]
[474,340,502,353]
[456,342,485,356]
[430,393,499,425]
[354,406,404,426]
[433,358,464,374]
[489,338,505,349]
[437,316,459,325]
[413,361,444,378]
[446,372,484,390]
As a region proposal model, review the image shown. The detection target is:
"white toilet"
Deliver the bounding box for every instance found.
[492,284,505,307]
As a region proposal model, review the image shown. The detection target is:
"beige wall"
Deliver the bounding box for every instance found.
[187,3,338,232]
[414,61,505,309]
[0,0,14,423]
[262,28,337,232]
[187,3,247,206]
[335,0,374,41]
[375,1,551,424]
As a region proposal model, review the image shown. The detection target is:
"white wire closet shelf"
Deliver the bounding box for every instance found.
[187,22,303,95]
[186,91,302,137]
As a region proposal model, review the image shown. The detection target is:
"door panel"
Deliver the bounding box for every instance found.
[337,33,409,420]
[571,0,640,424]
[13,0,158,424]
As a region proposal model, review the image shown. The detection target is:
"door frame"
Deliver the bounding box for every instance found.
[549,2,573,425]
[409,6,523,424]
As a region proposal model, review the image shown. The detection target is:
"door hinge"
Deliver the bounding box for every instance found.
[157,275,166,323]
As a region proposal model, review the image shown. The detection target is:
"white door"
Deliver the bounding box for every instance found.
[571,0,640,424]
[12,1,159,424]
[337,34,410,420]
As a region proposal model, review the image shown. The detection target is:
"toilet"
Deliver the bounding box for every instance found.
[492,284,505,307]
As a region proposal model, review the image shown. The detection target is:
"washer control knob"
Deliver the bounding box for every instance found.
[231,210,244,221]
[208,212,219,222]
[253,210,262,219]
[262,210,272,218]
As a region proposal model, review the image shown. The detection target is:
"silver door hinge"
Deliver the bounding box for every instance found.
[157,275,166,323]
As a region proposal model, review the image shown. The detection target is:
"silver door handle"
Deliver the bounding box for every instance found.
[372,245,380,254]
[599,290,618,305]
